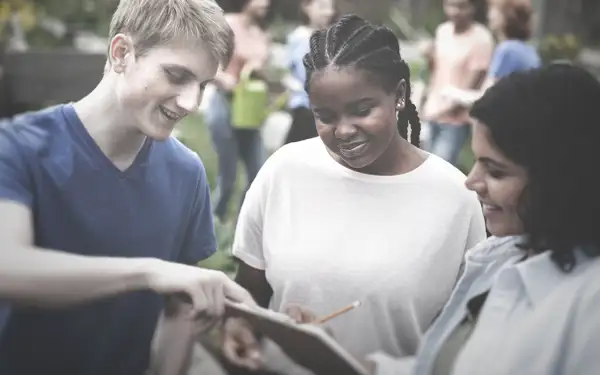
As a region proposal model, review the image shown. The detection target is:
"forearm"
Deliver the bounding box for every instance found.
[149,301,197,375]
[0,244,153,307]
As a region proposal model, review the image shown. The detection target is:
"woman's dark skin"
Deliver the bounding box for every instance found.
[234,263,272,309]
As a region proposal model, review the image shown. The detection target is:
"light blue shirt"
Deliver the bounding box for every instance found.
[371,236,600,375]
[286,26,312,109]
[488,40,541,79]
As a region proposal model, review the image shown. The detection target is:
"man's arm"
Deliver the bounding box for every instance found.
[0,124,253,310]
[0,201,253,310]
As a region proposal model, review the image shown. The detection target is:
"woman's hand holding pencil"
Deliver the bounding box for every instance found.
[286,300,362,325]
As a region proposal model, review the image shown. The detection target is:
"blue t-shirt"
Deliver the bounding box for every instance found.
[0,104,216,375]
[488,40,541,79]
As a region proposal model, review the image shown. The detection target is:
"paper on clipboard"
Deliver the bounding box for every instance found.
[224,301,368,375]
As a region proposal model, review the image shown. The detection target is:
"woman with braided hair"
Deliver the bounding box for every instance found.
[224,15,486,369]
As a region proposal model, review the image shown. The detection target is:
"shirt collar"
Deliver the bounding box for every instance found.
[515,247,599,306]
[465,235,525,263]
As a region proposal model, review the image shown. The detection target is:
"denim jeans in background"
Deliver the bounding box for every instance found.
[426,122,470,166]
[204,90,265,221]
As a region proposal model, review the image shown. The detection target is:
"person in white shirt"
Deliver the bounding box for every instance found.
[222,15,486,370]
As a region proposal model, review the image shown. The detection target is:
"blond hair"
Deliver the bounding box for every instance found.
[108,0,233,67]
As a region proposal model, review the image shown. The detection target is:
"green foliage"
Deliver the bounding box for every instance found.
[32,0,115,35]
[422,4,445,36]
[176,115,242,275]
[538,33,582,64]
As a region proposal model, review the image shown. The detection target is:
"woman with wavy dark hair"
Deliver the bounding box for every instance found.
[365,63,600,375]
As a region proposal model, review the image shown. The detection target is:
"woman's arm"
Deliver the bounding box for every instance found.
[235,262,273,308]
[440,77,497,108]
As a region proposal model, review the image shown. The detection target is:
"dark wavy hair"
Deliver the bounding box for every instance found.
[490,0,534,40]
[470,64,600,271]
[302,15,421,146]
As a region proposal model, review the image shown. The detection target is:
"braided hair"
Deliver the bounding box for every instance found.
[302,15,421,147]
[471,63,600,272]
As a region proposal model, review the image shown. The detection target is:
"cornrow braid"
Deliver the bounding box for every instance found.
[303,14,421,147]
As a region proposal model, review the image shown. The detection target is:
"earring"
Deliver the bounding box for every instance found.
[396,100,404,120]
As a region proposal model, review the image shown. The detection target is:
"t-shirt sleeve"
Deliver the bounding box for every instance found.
[177,161,217,265]
[0,123,33,207]
[467,29,494,72]
[488,43,518,79]
[231,154,276,271]
[466,193,487,251]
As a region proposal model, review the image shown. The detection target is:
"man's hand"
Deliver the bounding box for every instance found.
[222,317,265,370]
[145,259,255,317]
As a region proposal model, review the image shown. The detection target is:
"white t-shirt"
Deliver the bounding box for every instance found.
[232,138,486,359]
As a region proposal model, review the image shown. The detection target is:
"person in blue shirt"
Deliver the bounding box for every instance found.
[0,1,255,375]
[282,0,336,144]
[441,0,541,106]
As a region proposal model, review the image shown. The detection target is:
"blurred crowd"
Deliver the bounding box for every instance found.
[206,0,541,221]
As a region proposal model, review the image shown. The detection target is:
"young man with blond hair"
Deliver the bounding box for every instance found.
[0,0,254,374]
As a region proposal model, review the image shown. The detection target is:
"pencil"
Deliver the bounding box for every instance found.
[314,301,362,324]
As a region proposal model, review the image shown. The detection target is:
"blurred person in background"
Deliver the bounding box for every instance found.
[206,0,272,223]
[421,0,494,166]
[441,0,541,106]
[282,0,336,144]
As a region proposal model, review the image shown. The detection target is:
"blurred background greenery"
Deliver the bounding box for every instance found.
[176,115,242,275]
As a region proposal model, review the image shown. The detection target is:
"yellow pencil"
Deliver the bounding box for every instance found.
[314,301,362,324]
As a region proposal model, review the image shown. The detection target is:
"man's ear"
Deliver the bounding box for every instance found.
[108,33,134,73]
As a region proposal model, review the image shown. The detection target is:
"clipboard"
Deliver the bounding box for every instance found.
[224,301,368,375]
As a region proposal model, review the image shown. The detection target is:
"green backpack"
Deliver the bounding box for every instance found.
[231,66,269,129]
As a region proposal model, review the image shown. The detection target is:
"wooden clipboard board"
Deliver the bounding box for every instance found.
[224,301,368,375]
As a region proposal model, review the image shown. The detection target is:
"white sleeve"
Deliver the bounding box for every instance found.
[465,194,487,250]
[564,281,600,374]
[453,194,486,284]
[231,155,277,271]
[367,352,415,375]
